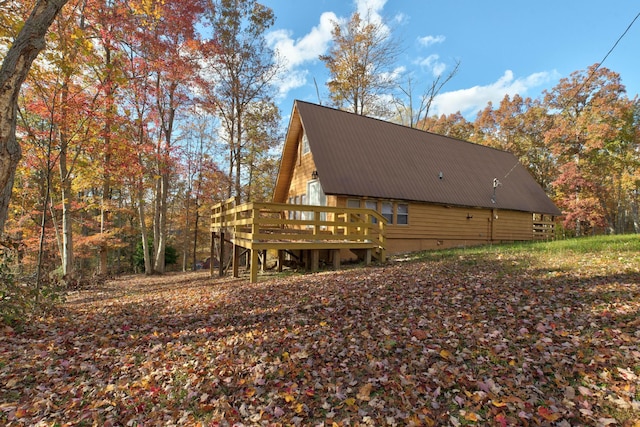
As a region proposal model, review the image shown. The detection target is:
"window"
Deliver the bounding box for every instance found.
[397,203,409,225]
[308,180,326,222]
[302,133,310,154]
[364,200,378,224]
[347,199,360,208]
[300,194,309,221]
[307,181,326,206]
[381,202,393,223]
[288,197,294,219]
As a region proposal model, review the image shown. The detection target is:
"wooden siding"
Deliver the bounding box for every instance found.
[285,132,318,203]
[335,196,556,253]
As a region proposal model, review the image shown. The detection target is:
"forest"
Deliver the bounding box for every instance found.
[1,0,639,290]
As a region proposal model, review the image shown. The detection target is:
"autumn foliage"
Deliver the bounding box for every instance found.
[436,66,640,236]
[1,236,639,425]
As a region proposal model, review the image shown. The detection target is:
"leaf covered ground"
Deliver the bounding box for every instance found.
[1,236,640,426]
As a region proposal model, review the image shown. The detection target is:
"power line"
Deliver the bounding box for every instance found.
[567,11,640,105]
[595,12,640,72]
[493,11,639,202]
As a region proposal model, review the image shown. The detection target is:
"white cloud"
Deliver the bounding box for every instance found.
[355,0,387,18]
[432,70,556,117]
[267,12,337,70]
[418,35,446,47]
[273,69,309,98]
[419,54,447,77]
[265,0,401,100]
[266,12,338,97]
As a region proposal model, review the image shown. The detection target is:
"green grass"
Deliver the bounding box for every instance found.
[401,234,640,274]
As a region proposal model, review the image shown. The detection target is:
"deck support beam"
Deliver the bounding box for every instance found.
[210,232,215,277]
[277,250,284,272]
[218,232,225,277]
[332,249,340,269]
[310,249,320,272]
[232,243,240,278]
[364,248,372,265]
[250,249,259,283]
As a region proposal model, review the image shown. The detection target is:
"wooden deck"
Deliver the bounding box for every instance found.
[210,198,387,282]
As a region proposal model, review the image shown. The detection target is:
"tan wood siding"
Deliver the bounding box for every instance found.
[335,196,548,253]
[493,210,534,241]
[287,132,317,202]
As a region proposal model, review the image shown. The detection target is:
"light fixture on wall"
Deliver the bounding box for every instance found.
[311,170,318,180]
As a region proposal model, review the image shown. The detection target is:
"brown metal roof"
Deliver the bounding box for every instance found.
[277,100,561,215]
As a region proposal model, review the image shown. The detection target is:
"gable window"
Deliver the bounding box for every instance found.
[397,203,409,225]
[302,133,310,155]
[381,202,393,223]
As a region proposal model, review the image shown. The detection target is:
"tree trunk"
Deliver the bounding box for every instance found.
[182,187,190,272]
[136,172,153,275]
[99,46,116,276]
[632,190,640,234]
[153,174,168,273]
[0,0,69,233]
[59,140,74,278]
[192,202,199,271]
[58,81,74,279]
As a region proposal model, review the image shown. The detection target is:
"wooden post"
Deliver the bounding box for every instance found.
[218,231,225,277]
[378,220,386,262]
[210,232,215,277]
[277,250,283,272]
[310,249,319,272]
[332,249,341,270]
[364,248,372,265]
[250,249,259,283]
[232,243,240,278]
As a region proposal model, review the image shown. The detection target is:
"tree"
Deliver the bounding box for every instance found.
[393,60,460,129]
[474,95,556,191]
[203,0,280,202]
[0,0,69,234]
[543,64,631,234]
[121,0,206,274]
[84,0,130,276]
[320,10,400,117]
[13,0,101,280]
[244,100,281,202]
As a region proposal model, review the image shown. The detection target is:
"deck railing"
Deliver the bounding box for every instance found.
[212,197,386,251]
[532,214,556,240]
[211,197,387,281]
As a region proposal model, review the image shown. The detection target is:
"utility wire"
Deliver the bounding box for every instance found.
[566,11,640,106]
[495,11,640,198]
[593,12,639,74]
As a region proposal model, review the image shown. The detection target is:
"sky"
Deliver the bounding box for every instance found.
[260,0,640,121]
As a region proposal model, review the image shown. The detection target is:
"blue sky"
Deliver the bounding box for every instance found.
[261,0,639,120]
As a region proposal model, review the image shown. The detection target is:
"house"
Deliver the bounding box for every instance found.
[273,100,561,255]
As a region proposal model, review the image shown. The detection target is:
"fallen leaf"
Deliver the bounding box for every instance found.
[357,383,373,401]
[538,406,561,422]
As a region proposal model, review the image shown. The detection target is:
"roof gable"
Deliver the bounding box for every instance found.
[276,100,561,216]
